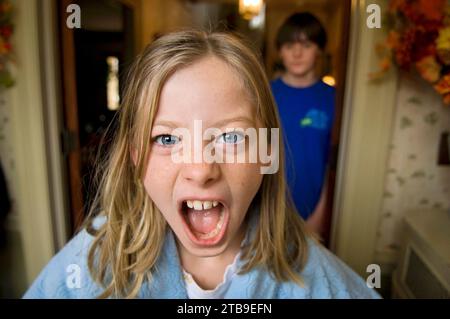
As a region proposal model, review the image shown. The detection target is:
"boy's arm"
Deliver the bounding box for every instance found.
[305,172,329,240]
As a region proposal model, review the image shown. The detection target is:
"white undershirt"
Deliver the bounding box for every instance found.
[182,251,242,299]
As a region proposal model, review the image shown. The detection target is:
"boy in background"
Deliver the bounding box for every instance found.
[271,12,335,239]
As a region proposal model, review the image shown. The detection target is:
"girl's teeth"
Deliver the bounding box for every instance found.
[193,200,202,210]
[203,201,212,209]
[185,200,221,210]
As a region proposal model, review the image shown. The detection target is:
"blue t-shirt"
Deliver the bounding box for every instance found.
[271,78,335,219]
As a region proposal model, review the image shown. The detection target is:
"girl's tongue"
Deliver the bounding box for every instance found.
[186,206,222,234]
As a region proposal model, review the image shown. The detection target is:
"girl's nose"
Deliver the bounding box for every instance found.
[181,161,220,186]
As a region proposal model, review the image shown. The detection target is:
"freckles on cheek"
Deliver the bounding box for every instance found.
[143,156,163,186]
[227,164,262,190]
[144,155,177,189]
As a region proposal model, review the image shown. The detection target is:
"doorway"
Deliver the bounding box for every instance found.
[58,0,138,233]
[265,0,352,246]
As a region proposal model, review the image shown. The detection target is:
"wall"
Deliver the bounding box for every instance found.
[140,0,195,47]
[376,73,450,261]
[331,0,399,278]
[0,0,57,295]
[0,82,27,298]
[0,80,17,229]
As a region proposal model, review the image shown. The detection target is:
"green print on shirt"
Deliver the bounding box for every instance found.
[299,109,328,129]
[300,117,313,127]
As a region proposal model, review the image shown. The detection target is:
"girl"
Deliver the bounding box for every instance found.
[24,31,379,299]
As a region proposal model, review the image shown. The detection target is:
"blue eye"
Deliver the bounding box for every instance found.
[218,131,244,144]
[154,134,180,146]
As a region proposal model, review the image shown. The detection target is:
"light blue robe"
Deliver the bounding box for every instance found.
[23,212,381,299]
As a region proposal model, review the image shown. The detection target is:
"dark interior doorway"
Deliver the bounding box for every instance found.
[59,0,137,233]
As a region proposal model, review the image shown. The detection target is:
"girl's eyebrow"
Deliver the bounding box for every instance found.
[212,116,255,128]
[153,116,255,129]
[152,120,181,128]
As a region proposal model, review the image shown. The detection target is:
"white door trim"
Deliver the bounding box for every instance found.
[10,0,69,285]
[37,0,71,250]
[330,0,399,275]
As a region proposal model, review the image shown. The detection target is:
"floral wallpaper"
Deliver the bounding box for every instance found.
[376,72,450,255]
[0,92,15,216]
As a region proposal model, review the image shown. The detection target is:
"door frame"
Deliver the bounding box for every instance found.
[9,0,65,285]
[329,0,399,275]
[38,0,71,249]
[322,0,352,246]
[59,0,84,232]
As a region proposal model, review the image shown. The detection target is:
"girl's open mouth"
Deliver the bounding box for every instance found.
[179,199,229,246]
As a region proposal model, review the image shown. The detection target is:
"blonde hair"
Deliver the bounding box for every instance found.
[85,30,309,298]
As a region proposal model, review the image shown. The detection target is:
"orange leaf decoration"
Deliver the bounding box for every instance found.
[434,74,450,95]
[442,93,450,105]
[417,0,446,22]
[416,55,441,83]
[386,31,400,50]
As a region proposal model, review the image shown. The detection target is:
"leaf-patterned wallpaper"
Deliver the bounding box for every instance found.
[0,93,16,215]
[376,72,450,254]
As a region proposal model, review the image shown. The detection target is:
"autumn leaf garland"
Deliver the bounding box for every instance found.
[371,0,450,106]
[0,0,13,89]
